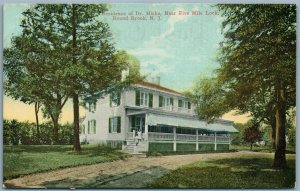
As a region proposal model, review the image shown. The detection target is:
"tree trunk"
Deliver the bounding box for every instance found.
[250,143,253,150]
[271,116,276,150]
[273,88,287,168]
[73,93,81,151]
[34,102,40,144]
[52,116,59,144]
[71,4,81,152]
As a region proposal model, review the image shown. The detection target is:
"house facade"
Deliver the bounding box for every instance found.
[80,81,238,153]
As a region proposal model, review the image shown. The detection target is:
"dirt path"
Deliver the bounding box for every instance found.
[4,151,261,188]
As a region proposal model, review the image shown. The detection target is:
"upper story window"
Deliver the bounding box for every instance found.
[159,95,173,107]
[88,120,96,134]
[88,102,96,112]
[135,90,153,107]
[109,117,121,133]
[110,92,121,107]
[178,99,191,109]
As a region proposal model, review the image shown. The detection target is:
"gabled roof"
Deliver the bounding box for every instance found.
[135,81,184,96]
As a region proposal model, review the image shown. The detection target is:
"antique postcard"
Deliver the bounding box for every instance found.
[3,3,296,189]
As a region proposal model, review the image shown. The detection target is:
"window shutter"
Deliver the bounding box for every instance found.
[188,102,191,109]
[170,98,174,105]
[131,116,136,130]
[117,92,121,105]
[159,96,163,107]
[117,117,121,133]
[88,121,90,134]
[93,102,96,111]
[135,90,140,106]
[109,118,111,133]
[93,120,96,134]
[149,93,153,107]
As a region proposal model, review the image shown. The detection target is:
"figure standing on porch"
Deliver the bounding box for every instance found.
[136,130,142,145]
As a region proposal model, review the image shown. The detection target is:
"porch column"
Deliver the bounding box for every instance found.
[145,114,149,151]
[214,132,217,151]
[173,127,176,151]
[196,129,199,151]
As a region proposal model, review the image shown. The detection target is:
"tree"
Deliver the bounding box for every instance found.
[4,35,69,144]
[217,4,295,168]
[188,77,229,122]
[243,124,262,150]
[191,5,295,168]
[231,123,248,145]
[18,4,140,151]
[4,46,44,142]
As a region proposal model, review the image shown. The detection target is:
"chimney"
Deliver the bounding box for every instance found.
[121,68,129,81]
[152,76,160,85]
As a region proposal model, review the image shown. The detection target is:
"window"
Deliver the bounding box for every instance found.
[88,102,96,112]
[159,96,173,107]
[178,100,191,109]
[109,117,121,133]
[110,92,121,107]
[135,90,153,107]
[88,120,96,134]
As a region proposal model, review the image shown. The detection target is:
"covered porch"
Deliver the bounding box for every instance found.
[125,112,238,152]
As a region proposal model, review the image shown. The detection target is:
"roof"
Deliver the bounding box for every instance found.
[135,81,184,96]
[147,113,238,133]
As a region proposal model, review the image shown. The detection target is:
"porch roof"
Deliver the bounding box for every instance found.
[147,113,238,133]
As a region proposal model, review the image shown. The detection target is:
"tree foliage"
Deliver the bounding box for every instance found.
[7,4,142,151]
[243,124,262,150]
[190,4,295,168]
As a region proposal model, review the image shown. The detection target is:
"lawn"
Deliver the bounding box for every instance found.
[230,144,296,154]
[3,144,130,180]
[148,153,295,189]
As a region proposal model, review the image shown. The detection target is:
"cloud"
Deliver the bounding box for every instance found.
[129,5,192,77]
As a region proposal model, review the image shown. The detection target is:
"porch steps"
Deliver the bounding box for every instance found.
[123,139,146,154]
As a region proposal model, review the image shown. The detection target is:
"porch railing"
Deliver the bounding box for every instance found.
[147,132,174,141]
[158,105,193,114]
[176,134,197,142]
[146,132,230,143]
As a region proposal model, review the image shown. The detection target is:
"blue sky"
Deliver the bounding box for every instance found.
[4,4,251,123]
[4,3,224,91]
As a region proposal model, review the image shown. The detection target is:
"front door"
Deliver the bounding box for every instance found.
[136,116,145,133]
[131,115,145,133]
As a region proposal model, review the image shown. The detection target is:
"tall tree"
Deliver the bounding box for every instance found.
[217,4,296,168]
[19,4,140,151]
[4,34,69,144]
[4,45,44,142]
[191,5,295,168]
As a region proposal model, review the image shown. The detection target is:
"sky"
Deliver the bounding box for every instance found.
[3,3,250,123]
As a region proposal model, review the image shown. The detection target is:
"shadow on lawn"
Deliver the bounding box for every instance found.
[148,157,296,189]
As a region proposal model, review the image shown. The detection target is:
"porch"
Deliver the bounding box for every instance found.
[124,112,237,153]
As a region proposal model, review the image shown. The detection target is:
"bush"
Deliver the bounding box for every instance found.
[3,119,74,145]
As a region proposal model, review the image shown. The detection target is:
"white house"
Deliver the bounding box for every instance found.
[80,81,238,153]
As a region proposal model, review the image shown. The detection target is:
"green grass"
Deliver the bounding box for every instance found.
[148,153,295,189]
[4,144,130,180]
[231,145,296,153]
